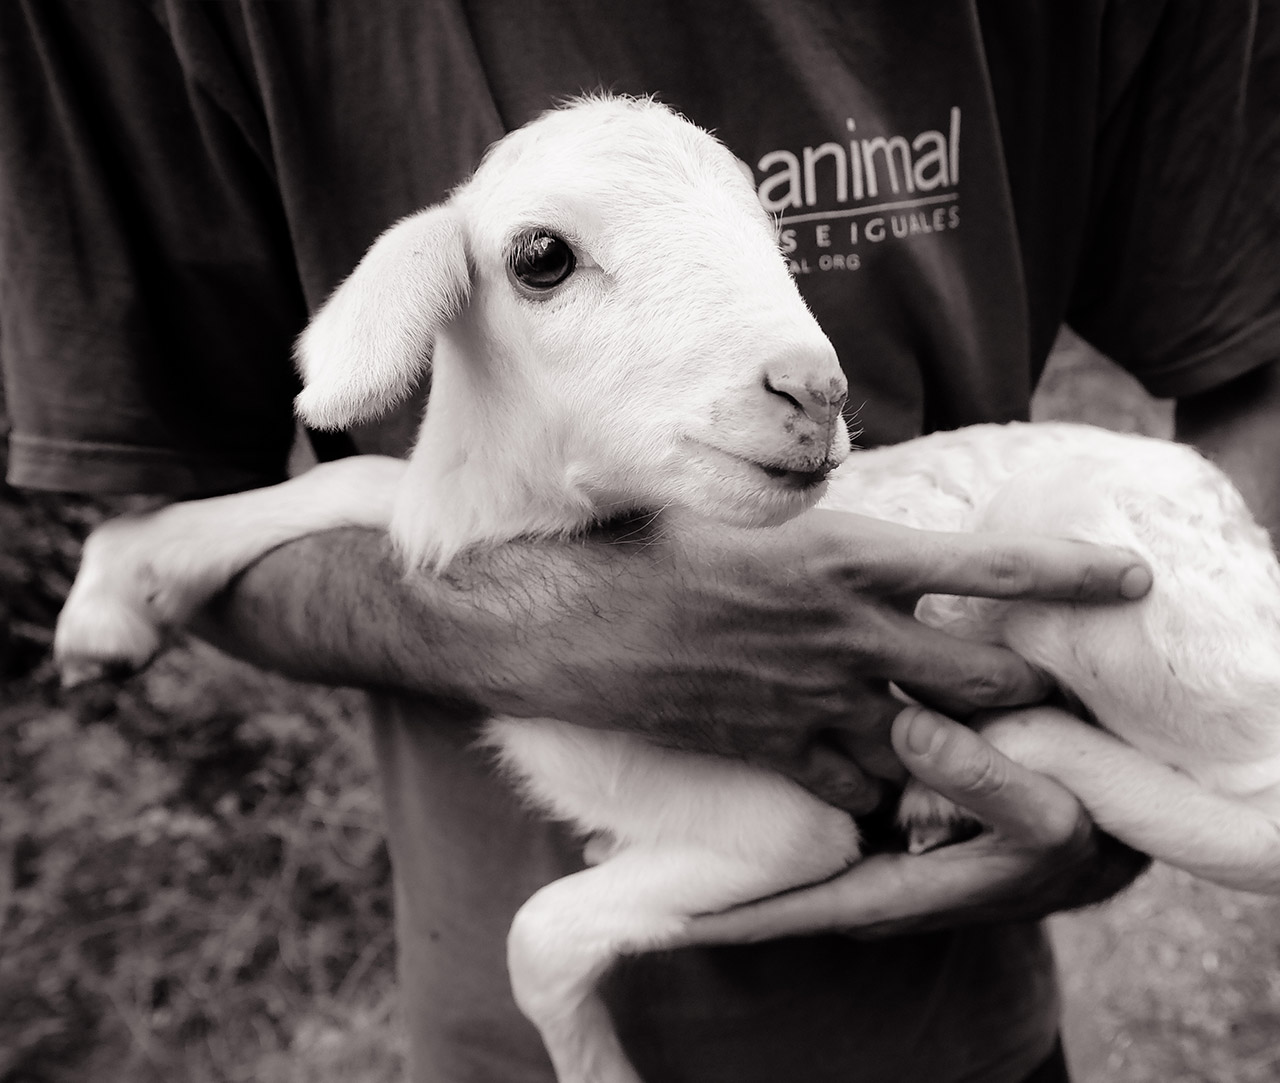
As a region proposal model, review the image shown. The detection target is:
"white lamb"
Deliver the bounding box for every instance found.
[54,96,1280,1083]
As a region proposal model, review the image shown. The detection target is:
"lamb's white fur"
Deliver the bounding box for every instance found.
[54,96,1280,1083]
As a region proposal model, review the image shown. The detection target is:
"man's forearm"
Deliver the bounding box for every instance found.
[1176,358,1280,537]
[197,525,639,717]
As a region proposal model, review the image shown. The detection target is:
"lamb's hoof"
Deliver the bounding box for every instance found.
[905,820,962,855]
[582,832,620,866]
[897,782,982,854]
[54,592,164,687]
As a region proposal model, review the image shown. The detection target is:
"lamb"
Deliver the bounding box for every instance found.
[53,95,1280,1083]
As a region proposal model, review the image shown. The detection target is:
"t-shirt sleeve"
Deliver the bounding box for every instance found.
[1067,2,1280,398]
[0,0,307,496]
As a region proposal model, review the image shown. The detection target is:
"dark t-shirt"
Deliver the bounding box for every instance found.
[2,3,1278,1082]
[4,1,1278,493]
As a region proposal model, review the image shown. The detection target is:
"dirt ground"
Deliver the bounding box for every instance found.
[1052,866,1280,1082]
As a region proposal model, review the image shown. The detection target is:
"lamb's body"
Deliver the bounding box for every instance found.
[827,423,1280,813]
[53,98,1280,1083]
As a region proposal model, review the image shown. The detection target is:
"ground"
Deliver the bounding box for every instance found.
[1,332,1277,1081]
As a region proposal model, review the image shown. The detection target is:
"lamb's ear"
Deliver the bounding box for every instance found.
[294,204,470,429]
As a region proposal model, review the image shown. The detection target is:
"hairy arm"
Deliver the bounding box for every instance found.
[197,507,1149,813]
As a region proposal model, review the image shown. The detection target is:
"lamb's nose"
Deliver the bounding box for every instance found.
[763,366,849,427]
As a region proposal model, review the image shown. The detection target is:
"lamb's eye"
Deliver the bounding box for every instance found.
[509,231,576,291]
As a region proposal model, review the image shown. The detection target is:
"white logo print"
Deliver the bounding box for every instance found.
[755,108,961,274]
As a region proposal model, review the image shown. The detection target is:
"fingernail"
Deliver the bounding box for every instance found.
[901,708,942,756]
[1120,564,1152,600]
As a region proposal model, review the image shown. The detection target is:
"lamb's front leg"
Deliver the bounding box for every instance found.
[54,456,405,684]
[508,842,853,1083]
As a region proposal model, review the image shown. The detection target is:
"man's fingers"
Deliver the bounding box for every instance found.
[891,707,1085,848]
[683,846,1020,945]
[831,514,1152,602]
[875,609,1052,709]
[911,531,1151,601]
[681,860,898,944]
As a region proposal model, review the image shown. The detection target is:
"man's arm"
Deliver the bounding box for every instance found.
[1176,359,1280,537]
[198,507,1149,813]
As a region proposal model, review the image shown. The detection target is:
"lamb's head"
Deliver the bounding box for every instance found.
[297,96,849,566]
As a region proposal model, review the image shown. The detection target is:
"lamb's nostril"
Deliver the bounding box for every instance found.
[764,376,805,413]
[763,371,849,426]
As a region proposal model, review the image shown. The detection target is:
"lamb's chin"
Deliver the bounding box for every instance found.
[735,485,828,527]
[674,478,827,530]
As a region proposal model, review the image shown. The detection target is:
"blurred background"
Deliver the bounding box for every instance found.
[1,331,1277,1082]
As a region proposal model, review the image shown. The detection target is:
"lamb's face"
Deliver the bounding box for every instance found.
[295,97,854,556]
[455,99,851,527]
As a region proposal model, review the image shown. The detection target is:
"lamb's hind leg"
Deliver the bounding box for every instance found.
[507,843,847,1083]
[954,708,1280,894]
[54,456,405,684]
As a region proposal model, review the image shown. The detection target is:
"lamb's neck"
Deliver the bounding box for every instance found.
[391,391,605,571]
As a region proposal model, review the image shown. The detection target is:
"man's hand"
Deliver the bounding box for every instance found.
[462,509,1150,814]
[202,507,1150,815]
[681,706,1148,944]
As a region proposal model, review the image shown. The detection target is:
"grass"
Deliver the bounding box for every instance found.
[2,330,1277,1081]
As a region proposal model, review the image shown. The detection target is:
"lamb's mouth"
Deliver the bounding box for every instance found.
[751,459,835,490]
[688,439,837,492]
